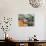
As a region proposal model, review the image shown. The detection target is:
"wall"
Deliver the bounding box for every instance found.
[0,0,46,40]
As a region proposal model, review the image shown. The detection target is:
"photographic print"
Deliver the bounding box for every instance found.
[18,14,34,27]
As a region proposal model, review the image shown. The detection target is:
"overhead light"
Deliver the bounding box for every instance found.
[29,0,44,8]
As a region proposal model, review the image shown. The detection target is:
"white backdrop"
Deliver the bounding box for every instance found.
[0,0,46,40]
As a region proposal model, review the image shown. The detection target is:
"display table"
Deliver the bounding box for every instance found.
[5,38,46,46]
